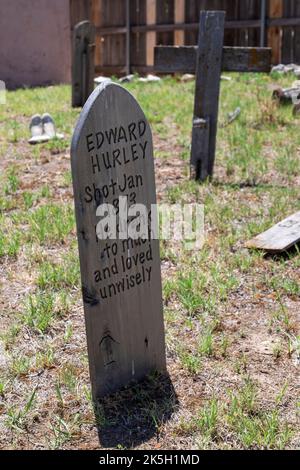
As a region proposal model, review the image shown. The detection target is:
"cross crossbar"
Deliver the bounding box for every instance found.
[154,11,272,182]
[155,46,271,74]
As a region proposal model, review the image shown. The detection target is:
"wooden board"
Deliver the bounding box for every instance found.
[70,0,92,34]
[154,45,272,74]
[72,20,95,108]
[191,10,225,182]
[71,83,166,399]
[91,0,104,70]
[246,212,300,253]
[146,0,156,67]
[174,0,185,46]
[268,0,283,64]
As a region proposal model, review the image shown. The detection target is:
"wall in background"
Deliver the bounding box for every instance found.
[0,0,72,89]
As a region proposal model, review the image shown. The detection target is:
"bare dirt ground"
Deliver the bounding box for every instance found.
[0,79,299,449]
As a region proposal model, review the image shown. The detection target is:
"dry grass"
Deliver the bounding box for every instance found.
[0,73,299,449]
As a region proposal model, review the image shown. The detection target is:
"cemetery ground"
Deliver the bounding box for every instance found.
[0,73,299,451]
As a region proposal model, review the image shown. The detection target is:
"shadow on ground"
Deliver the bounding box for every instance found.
[264,244,300,261]
[95,372,178,448]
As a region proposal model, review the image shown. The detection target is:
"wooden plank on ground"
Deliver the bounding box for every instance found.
[245,212,300,253]
[154,46,272,74]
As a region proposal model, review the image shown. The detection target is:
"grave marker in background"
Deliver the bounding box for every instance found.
[155,10,272,182]
[71,83,166,399]
[246,211,300,253]
[72,21,95,108]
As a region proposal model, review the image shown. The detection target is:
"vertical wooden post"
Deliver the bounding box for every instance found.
[146,0,157,68]
[294,0,300,64]
[260,0,267,47]
[174,0,185,46]
[72,20,95,108]
[268,0,283,64]
[190,11,225,182]
[92,0,104,75]
[126,0,131,75]
[281,0,294,63]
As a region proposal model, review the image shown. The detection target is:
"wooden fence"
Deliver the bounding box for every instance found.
[70,0,300,76]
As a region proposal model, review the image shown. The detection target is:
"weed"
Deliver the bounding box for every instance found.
[195,398,219,440]
[23,292,55,333]
[4,167,19,195]
[5,387,37,431]
[27,204,74,245]
[178,348,202,375]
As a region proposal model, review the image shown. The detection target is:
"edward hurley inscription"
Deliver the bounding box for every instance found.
[71,83,166,399]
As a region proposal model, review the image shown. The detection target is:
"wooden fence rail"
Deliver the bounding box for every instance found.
[70,0,300,76]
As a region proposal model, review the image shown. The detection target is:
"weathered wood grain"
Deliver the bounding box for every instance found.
[190,118,210,180]
[154,45,272,74]
[71,83,166,399]
[72,21,95,108]
[154,10,271,183]
[246,212,300,253]
[146,0,156,67]
[268,0,283,64]
[191,11,225,182]
[174,0,185,46]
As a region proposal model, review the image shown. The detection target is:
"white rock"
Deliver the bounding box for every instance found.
[94,76,112,86]
[294,68,300,78]
[181,74,195,83]
[271,64,286,73]
[221,75,232,81]
[138,74,161,83]
[271,63,300,76]
[146,74,161,82]
[119,74,135,83]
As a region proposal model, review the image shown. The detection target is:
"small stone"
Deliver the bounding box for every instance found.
[138,74,161,83]
[294,68,300,78]
[181,74,195,83]
[221,75,232,81]
[271,64,285,74]
[94,76,112,86]
[119,74,135,83]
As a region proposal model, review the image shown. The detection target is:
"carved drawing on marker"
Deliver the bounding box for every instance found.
[100,334,120,367]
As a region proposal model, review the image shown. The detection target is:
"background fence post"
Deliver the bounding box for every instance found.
[268,0,283,64]
[174,0,185,46]
[126,0,131,75]
[260,0,267,47]
[146,0,157,68]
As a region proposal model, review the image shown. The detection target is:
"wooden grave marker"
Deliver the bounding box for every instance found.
[155,10,272,182]
[71,82,166,399]
[72,21,95,108]
[246,211,300,253]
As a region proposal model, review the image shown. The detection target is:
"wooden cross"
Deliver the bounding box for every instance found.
[155,11,272,182]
